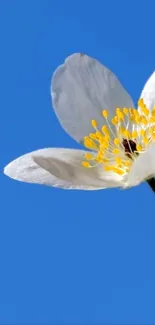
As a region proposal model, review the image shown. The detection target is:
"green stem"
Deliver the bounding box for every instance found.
[146,178,155,193]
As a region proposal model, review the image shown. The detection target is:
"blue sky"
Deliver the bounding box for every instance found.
[1,0,155,324]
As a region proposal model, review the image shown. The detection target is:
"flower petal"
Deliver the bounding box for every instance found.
[139,71,155,111]
[51,53,134,143]
[126,143,155,188]
[4,148,123,190]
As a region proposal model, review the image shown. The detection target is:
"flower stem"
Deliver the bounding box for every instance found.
[146,178,155,192]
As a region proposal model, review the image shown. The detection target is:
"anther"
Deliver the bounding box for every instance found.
[131,130,138,139]
[91,120,97,128]
[84,138,98,150]
[111,116,119,125]
[102,110,108,119]
[101,125,109,134]
[123,130,131,138]
[150,116,155,124]
[112,148,120,154]
[143,136,149,145]
[85,153,94,160]
[123,107,129,115]
[152,108,155,117]
[82,161,91,168]
[136,144,142,152]
[114,138,120,146]
[89,133,97,140]
[115,157,122,165]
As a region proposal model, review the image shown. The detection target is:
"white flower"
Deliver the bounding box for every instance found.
[4,53,155,191]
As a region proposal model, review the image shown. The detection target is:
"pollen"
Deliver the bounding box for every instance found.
[82,98,153,176]
[101,125,109,134]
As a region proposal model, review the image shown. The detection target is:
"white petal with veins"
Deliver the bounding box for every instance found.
[4,148,124,190]
[51,53,134,143]
[126,143,155,187]
[139,71,155,112]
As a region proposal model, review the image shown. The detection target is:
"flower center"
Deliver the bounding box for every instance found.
[122,139,137,158]
[82,98,155,175]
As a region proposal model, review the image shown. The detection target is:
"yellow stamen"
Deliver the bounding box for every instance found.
[123,107,129,115]
[131,130,138,139]
[152,108,155,117]
[136,144,142,152]
[95,131,103,139]
[101,140,109,149]
[84,137,98,150]
[150,116,155,124]
[116,108,124,120]
[143,136,149,145]
[114,138,120,146]
[138,98,149,116]
[139,129,145,136]
[82,98,152,176]
[142,106,149,116]
[96,152,104,162]
[115,157,122,165]
[118,126,125,134]
[102,110,108,119]
[89,133,97,140]
[123,130,131,138]
[135,115,142,124]
[112,148,120,154]
[141,116,148,125]
[111,116,119,125]
[101,125,109,134]
[82,161,91,168]
[123,160,132,167]
[103,165,114,172]
[91,119,97,128]
[113,167,125,175]
[85,153,94,160]
[138,98,144,107]
[150,126,155,135]
[129,108,134,115]
[104,134,110,142]
[133,109,139,116]
[130,113,136,123]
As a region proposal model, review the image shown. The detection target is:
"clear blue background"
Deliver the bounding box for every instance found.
[1,0,155,324]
